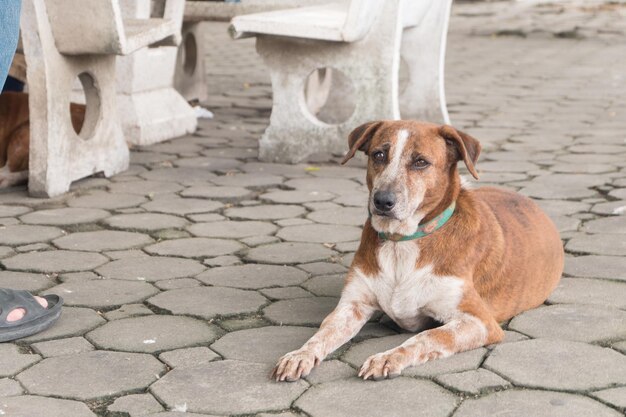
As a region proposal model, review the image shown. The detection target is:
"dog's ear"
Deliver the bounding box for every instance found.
[439,125,481,180]
[341,121,384,165]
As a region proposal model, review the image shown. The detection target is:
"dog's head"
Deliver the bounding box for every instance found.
[342,120,481,236]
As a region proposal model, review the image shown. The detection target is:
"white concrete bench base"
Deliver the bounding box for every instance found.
[174,22,208,104]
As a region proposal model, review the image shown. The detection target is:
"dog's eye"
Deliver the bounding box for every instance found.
[412,158,430,169]
[372,151,385,163]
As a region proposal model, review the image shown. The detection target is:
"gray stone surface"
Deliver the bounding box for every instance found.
[548,278,626,309]
[142,197,223,215]
[154,277,201,290]
[261,190,336,204]
[17,351,165,400]
[435,368,511,394]
[87,315,221,353]
[0,225,65,245]
[187,220,277,238]
[197,264,308,289]
[108,394,164,417]
[46,279,156,310]
[150,360,308,415]
[509,304,626,342]
[103,303,155,321]
[211,326,316,363]
[277,224,362,243]
[1,250,109,273]
[145,237,244,258]
[564,255,626,281]
[158,347,221,368]
[181,185,253,201]
[0,205,31,217]
[0,271,55,292]
[591,387,626,411]
[261,286,313,300]
[454,390,622,417]
[0,379,23,396]
[0,396,96,417]
[96,256,205,281]
[305,359,356,385]
[31,337,94,358]
[225,204,306,220]
[20,208,110,225]
[67,191,147,210]
[296,378,458,417]
[307,207,367,226]
[484,339,626,391]
[583,216,626,234]
[0,345,41,377]
[303,274,344,297]
[264,297,337,325]
[148,287,267,319]
[53,230,153,251]
[566,233,626,256]
[108,180,184,195]
[246,242,335,264]
[104,213,188,231]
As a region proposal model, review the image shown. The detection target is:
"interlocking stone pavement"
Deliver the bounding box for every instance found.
[0,1,625,415]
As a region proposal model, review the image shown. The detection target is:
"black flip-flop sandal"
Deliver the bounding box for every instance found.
[0,289,63,343]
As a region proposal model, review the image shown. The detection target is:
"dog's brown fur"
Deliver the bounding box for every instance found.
[0,92,85,187]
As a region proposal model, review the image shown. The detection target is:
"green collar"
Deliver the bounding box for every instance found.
[376,201,456,242]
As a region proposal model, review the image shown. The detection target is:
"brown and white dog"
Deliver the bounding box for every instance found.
[272,120,564,382]
[0,92,85,188]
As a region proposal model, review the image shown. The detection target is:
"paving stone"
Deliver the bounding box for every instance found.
[148,287,267,319]
[246,242,335,264]
[303,274,344,297]
[53,230,153,252]
[0,345,41,377]
[151,229,192,240]
[225,204,306,220]
[551,215,580,233]
[296,378,457,417]
[591,387,626,411]
[256,413,302,417]
[17,351,165,400]
[197,264,308,289]
[103,304,154,321]
[96,257,205,282]
[104,249,149,260]
[564,255,626,281]
[0,396,96,417]
[203,255,242,266]
[583,216,626,234]
[520,174,603,199]
[187,213,226,222]
[435,368,511,394]
[566,234,626,256]
[211,326,316,363]
[211,173,284,188]
[45,279,159,309]
[108,393,164,417]
[277,224,362,243]
[260,286,313,300]
[509,304,626,343]
[0,271,55,292]
[218,316,270,332]
[142,413,209,417]
[1,250,109,273]
[67,191,147,210]
[548,278,626,309]
[275,218,314,227]
[307,207,367,226]
[298,262,348,275]
[261,190,336,204]
[240,235,281,247]
[484,339,626,391]
[151,360,308,415]
[20,208,110,225]
[241,162,310,178]
[0,205,30,217]
[15,242,52,252]
[0,378,23,396]
[140,167,217,184]
[130,151,173,165]
[87,315,220,354]
[356,323,399,339]
[104,213,188,231]
[154,277,201,290]
[592,200,626,215]
[0,246,15,259]
[158,347,221,368]
[181,185,253,201]
[188,220,277,238]
[0,225,65,246]
[174,156,242,170]
[285,178,363,194]
[305,359,356,385]
[142,198,223,215]
[264,297,337,325]
[145,238,244,258]
[31,337,94,358]
[20,307,105,343]
[108,180,184,196]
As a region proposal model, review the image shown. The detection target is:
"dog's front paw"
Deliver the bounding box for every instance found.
[358,348,409,381]
[271,349,320,382]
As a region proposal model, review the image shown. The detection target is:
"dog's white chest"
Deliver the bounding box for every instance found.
[369,241,465,330]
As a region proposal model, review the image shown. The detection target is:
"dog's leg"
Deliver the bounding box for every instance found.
[272,277,377,382]
[359,288,504,380]
[0,166,28,188]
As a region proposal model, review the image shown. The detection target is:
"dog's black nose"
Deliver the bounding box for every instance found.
[373,191,396,212]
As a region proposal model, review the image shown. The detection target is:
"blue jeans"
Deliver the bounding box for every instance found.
[0,0,22,90]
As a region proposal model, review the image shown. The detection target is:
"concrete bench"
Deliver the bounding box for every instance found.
[229,0,453,163]
[21,0,184,197]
